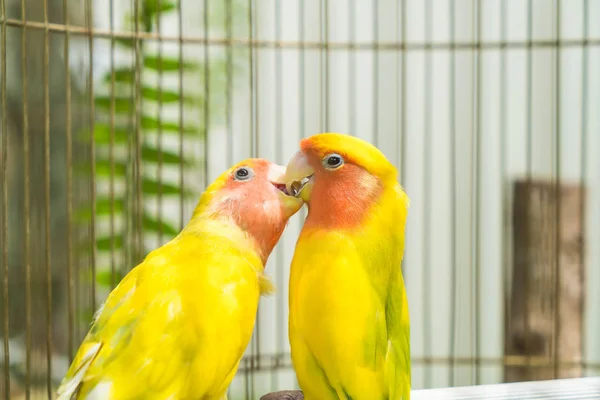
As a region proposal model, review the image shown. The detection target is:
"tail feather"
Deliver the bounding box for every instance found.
[56,342,102,400]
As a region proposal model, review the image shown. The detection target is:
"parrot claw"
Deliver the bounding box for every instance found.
[259,390,304,400]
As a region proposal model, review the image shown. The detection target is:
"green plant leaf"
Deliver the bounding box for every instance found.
[96,269,125,287]
[92,124,130,144]
[141,86,196,104]
[142,178,189,196]
[141,115,198,135]
[76,124,129,145]
[144,56,199,72]
[95,96,136,114]
[116,38,135,49]
[78,234,124,252]
[102,67,135,84]
[143,212,179,237]
[96,235,124,251]
[86,120,197,143]
[142,145,188,165]
[144,0,177,17]
[96,160,128,177]
[76,198,125,220]
[73,160,127,178]
[96,198,125,214]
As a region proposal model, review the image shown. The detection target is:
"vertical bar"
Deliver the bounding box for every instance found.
[525,1,533,179]
[247,3,257,396]
[298,0,306,223]
[178,0,185,231]
[448,0,457,386]
[273,0,282,390]
[472,0,482,384]
[20,0,32,396]
[225,0,233,168]
[320,0,329,132]
[156,0,164,246]
[253,1,258,372]
[552,0,561,379]
[523,0,533,360]
[63,0,74,361]
[348,0,355,135]
[398,0,407,184]
[133,0,143,263]
[203,0,210,188]
[500,0,509,381]
[0,0,10,395]
[299,0,305,141]
[86,0,96,313]
[109,0,117,288]
[422,0,432,389]
[579,0,589,375]
[372,0,379,147]
[501,2,511,382]
[42,0,53,394]
[122,0,134,275]
[248,0,257,158]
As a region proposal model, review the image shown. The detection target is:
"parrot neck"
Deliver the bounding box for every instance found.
[304,169,384,230]
[184,210,282,266]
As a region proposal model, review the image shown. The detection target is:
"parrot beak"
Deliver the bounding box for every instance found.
[284,151,314,203]
[267,164,288,189]
[268,163,304,215]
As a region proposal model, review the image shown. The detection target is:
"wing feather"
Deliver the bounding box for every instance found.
[57,234,263,399]
[56,342,103,400]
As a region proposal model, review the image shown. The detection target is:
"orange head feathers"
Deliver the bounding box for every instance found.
[284,133,400,230]
[190,158,303,264]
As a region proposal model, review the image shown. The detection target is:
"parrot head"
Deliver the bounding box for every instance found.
[193,158,303,262]
[284,133,400,229]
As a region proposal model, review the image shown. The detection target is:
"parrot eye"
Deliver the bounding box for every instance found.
[234,166,254,181]
[323,153,344,169]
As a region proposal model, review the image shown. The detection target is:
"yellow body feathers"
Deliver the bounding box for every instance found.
[57,159,302,400]
[56,135,411,400]
[285,133,411,400]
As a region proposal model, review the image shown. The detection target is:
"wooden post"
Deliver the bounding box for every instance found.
[504,179,585,382]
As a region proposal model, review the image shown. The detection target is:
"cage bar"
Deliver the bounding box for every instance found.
[42,0,52,395]
[0,0,9,395]
[20,0,32,397]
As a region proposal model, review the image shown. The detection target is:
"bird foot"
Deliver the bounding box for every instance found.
[260,390,304,400]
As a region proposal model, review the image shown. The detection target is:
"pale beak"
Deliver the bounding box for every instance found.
[284,151,315,203]
[267,164,288,187]
[268,163,304,215]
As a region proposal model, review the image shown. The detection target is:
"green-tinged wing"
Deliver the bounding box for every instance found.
[56,267,139,399]
[385,182,411,400]
[385,273,411,400]
[56,261,196,399]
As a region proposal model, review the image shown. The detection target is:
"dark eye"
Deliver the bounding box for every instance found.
[323,153,344,169]
[234,166,254,181]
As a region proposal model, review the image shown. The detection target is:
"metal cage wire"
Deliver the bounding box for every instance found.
[0,0,599,399]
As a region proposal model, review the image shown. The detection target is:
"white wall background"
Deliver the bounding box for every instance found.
[86,0,600,396]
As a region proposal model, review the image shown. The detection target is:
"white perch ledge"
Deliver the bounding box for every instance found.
[411,377,600,400]
[261,377,600,400]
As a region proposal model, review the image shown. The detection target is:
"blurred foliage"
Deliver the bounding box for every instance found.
[76,0,247,304]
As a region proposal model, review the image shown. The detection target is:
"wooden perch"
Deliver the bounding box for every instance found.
[260,390,304,400]
[504,179,585,382]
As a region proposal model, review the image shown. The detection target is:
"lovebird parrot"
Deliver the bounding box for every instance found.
[284,133,411,400]
[57,159,303,400]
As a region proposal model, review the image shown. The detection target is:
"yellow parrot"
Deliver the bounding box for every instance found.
[57,158,303,400]
[284,133,411,400]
